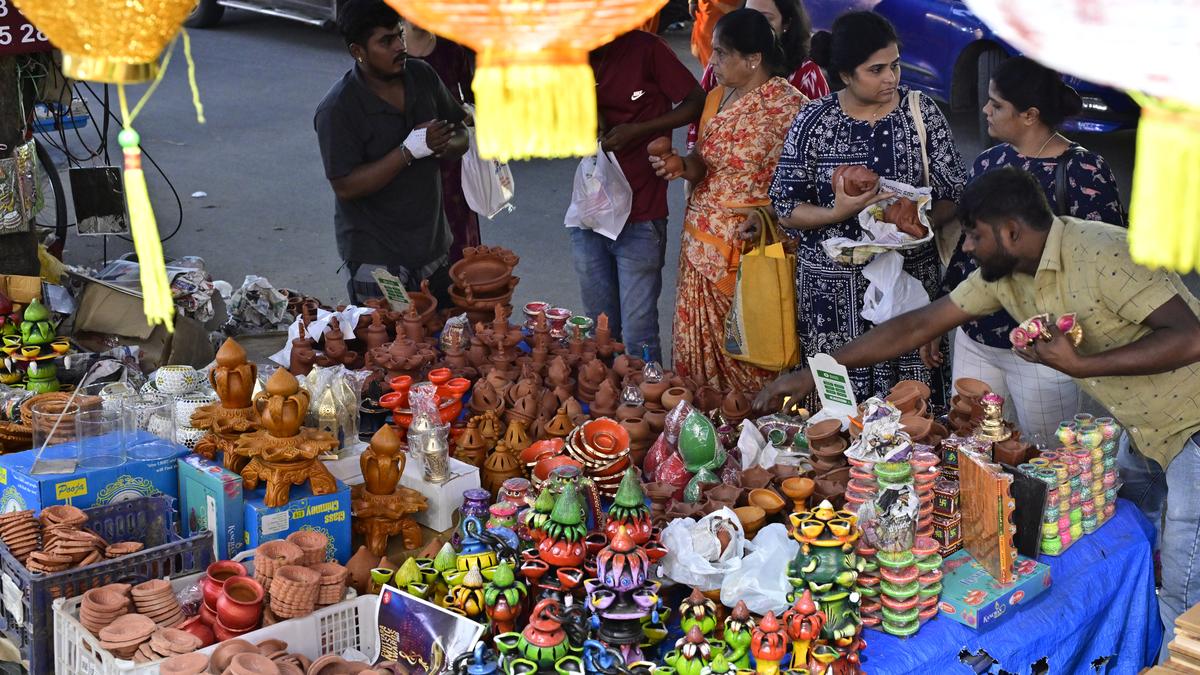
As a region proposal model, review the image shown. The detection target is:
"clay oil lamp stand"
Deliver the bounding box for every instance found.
[380,373,465,442]
[787,500,864,660]
[603,468,656,546]
[351,426,428,555]
[449,246,520,325]
[190,338,261,471]
[483,561,528,637]
[780,476,815,513]
[230,369,339,508]
[949,377,991,434]
[584,524,663,664]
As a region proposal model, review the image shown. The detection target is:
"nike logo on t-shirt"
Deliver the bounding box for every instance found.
[631,90,645,101]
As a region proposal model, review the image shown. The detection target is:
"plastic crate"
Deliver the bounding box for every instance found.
[1,496,212,675]
[54,549,369,675]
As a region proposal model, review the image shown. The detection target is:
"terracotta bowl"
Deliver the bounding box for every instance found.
[747,488,786,515]
[805,419,843,445]
[954,377,991,400]
[891,379,932,401]
[580,418,630,458]
[286,530,329,565]
[733,505,766,538]
[209,638,258,673]
[533,456,583,483]
[520,438,564,467]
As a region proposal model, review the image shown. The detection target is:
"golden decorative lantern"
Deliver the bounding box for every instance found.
[387,0,668,161]
[13,0,204,330]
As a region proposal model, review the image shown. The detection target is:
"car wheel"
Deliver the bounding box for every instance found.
[976,48,1006,144]
[185,0,225,28]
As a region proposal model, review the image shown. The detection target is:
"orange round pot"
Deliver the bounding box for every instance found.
[215,576,264,631]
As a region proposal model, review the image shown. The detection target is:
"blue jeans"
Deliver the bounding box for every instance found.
[1119,432,1200,661]
[569,220,668,363]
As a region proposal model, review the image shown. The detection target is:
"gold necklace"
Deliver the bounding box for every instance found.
[1031,131,1061,158]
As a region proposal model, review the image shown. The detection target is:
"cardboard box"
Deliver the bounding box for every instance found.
[324,444,481,532]
[938,549,1052,630]
[0,274,41,307]
[69,272,214,371]
[244,480,352,563]
[178,455,245,561]
[0,432,188,513]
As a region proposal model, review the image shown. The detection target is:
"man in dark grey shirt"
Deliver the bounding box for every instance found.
[314,0,467,304]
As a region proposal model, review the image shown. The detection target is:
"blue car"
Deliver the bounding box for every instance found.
[805,0,1140,140]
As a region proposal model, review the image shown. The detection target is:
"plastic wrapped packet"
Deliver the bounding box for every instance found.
[754,413,807,447]
[440,314,473,353]
[304,365,367,455]
[720,523,801,615]
[846,397,912,463]
[408,383,449,483]
[858,483,920,553]
[661,508,746,591]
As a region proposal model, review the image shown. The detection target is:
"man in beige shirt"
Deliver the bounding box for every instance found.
[755,166,1200,654]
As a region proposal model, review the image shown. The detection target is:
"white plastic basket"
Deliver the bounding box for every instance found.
[53,550,375,675]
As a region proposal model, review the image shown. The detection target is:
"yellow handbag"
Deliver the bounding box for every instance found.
[721,206,800,371]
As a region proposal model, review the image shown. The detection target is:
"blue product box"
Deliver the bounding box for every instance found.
[0,432,188,513]
[939,549,1052,630]
[244,480,351,563]
[178,455,245,561]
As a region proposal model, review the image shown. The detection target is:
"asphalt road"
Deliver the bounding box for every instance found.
[49,11,1141,352]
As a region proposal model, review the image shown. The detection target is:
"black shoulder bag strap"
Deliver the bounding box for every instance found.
[1054,145,1087,217]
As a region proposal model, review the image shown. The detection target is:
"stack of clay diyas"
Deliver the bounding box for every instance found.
[855,538,882,629]
[806,419,850,507]
[948,378,990,435]
[911,451,941,540]
[0,510,40,565]
[912,536,943,625]
[79,586,135,636]
[10,505,147,575]
[268,565,321,620]
[132,627,204,664]
[562,418,631,498]
[253,539,303,594]
[311,562,350,607]
[97,614,158,660]
[131,579,186,628]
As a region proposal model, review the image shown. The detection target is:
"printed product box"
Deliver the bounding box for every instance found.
[0,432,187,513]
[939,549,1052,630]
[244,480,351,563]
[178,455,245,561]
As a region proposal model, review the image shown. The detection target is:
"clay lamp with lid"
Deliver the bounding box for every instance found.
[805,419,844,452]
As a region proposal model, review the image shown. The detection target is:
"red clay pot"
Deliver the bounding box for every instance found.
[201,560,248,610]
[215,575,264,631]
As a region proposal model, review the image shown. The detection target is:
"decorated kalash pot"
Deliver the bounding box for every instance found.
[494,598,588,674]
[519,483,587,603]
[584,525,662,663]
[484,561,528,636]
[605,469,654,545]
[788,500,866,672]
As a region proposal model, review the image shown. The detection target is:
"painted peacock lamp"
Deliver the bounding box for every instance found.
[584,525,662,664]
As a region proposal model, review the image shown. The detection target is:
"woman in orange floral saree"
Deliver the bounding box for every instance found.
[654,10,805,393]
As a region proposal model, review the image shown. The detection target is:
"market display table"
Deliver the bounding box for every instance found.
[862,499,1161,674]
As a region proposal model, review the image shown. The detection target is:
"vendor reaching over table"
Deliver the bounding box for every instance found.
[314,0,468,306]
[754,165,1200,655]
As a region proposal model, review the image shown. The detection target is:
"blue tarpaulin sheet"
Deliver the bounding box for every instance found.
[862,499,1162,674]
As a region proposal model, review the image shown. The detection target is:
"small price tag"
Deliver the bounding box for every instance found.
[3,571,23,627]
[370,268,412,311]
[261,510,289,536]
[808,353,858,421]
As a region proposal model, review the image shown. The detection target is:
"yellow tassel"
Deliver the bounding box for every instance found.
[118,85,175,332]
[1128,96,1200,273]
[471,61,597,161]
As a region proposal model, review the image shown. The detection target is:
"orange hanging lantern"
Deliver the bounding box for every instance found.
[387,0,667,161]
[13,0,204,331]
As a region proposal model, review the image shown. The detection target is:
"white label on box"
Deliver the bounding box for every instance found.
[2,571,23,627]
[206,494,218,560]
[261,510,290,536]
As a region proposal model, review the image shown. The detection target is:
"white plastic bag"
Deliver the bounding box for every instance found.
[860,250,930,324]
[720,524,800,615]
[660,508,746,591]
[563,143,633,240]
[460,106,515,219]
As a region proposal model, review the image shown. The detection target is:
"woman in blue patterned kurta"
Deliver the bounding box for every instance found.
[767,11,967,408]
[937,56,1126,440]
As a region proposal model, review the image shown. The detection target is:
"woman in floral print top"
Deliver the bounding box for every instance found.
[765,12,967,409]
[938,56,1126,440]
